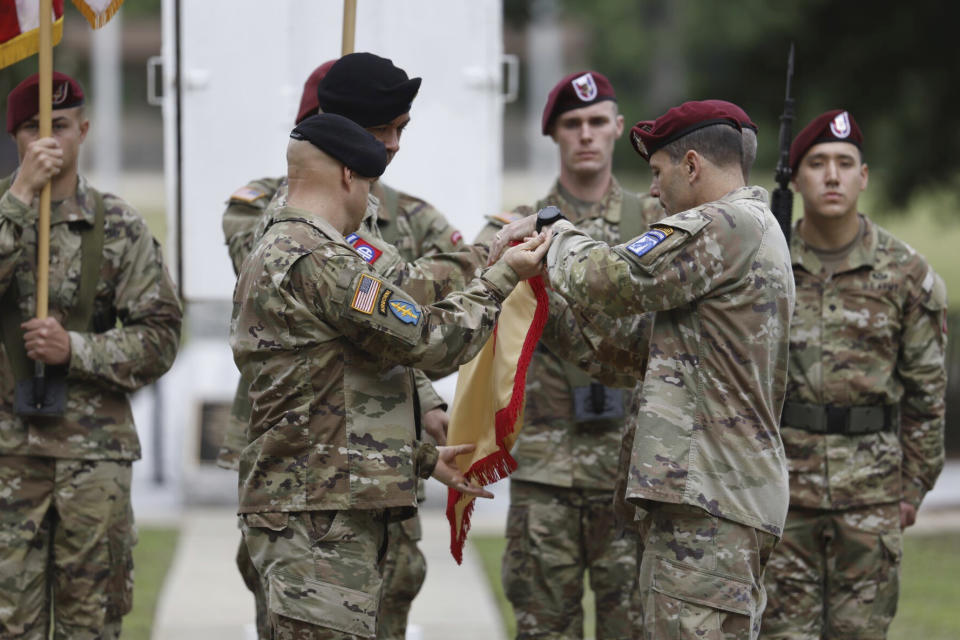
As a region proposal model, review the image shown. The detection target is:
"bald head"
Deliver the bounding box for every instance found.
[287,138,342,186]
[285,138,372,235]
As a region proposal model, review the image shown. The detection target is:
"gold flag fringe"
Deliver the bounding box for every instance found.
[72,0,125,29]
[0,19,63,70]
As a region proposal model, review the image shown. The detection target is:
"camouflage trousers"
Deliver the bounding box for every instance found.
[236,513,425,640]
[502,480,642,639]
[636,502,778,640]
[378,516,426,640]
[236,530,270,640]
[241,509,388,639]
[759,502,902,640]
[0,457,135,640]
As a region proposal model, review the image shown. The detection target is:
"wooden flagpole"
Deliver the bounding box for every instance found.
[36,0,53,320]
[341,0,357,55]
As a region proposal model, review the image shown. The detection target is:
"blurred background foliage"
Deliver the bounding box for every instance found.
[508,0,960,210]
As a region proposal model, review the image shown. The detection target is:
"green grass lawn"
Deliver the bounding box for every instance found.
[123,526,180,640]
[474,530,960,639]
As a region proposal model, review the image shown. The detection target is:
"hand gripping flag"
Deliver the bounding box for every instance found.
[0,1,124,69]
[445,275,548,564]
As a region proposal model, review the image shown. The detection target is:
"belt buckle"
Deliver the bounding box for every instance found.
[825,405,849,434]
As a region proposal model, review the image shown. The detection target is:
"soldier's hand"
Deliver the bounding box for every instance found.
[21,317,71,366]
[899,501,917,529]
[10,138,63,203]
[487,213,538,265]
[433,443,494,498]
[422,408,449,445]
[502,231,551,280]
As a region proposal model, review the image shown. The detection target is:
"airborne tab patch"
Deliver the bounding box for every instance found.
[626,225,674,258]
[378,289,394,315]
[389,299,421,325]
[351,274,382,315]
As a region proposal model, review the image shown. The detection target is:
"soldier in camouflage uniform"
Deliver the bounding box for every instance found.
[474,71,661,640]
[496,100,794,639]
[231,113,548,639]
[759,111,947,640]
[0,73,182,639]
[220,55,475,639]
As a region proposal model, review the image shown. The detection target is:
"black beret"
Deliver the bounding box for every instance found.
[291,113,387,178]
[316,52,421,127]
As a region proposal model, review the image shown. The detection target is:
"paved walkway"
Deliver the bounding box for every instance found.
[147,469,960,640]
[149,488,509,640]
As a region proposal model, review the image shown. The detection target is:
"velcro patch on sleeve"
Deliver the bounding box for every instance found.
[230,186,268,204]
[489,211,525,226]
[345,233,382,264]
[351,274,383,315]
[626,225,674,258]
[388,299,421,325]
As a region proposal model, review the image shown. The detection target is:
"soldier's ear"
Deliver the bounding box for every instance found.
[684,150,700,183]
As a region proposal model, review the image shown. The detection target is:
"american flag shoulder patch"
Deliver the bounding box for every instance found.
[230,186,267,203]
[351,274,383,315]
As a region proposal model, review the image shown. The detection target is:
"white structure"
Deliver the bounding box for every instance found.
[148,0,508,504]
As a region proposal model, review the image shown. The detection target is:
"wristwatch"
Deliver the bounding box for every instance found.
[535,205,565,232]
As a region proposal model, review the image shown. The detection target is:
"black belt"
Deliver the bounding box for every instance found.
[781,401,899,435]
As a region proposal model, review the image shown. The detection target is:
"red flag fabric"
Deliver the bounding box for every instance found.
[445,276,549,564]
[0,0,64,69]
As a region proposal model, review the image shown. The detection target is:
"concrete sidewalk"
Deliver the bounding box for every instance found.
[149,501,508,640]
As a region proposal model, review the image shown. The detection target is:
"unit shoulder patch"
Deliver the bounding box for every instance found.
[345,233,383,264]
[388,299,421,325]
[626,225,674,258]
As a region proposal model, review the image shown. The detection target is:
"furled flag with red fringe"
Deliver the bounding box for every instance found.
[0,0,125,69]
[445,276,548,564]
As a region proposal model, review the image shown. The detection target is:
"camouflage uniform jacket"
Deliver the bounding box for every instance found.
[218,179,474,469]
[475,178,661,489]
[547,186,795,535]
[0,175,182,460]
[785,215,947,510]
[371,181,464,258]
[230,205,518,514]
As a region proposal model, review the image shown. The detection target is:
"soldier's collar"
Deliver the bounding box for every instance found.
[791,214,877,274]
[52,175,95,227]
[719,185,769,205]
[272,205,349,243]
[371,180,393,224]
[551,176,621,224]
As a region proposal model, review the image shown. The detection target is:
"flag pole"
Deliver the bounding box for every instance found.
[341,0,357,55]
[37,0,53,320]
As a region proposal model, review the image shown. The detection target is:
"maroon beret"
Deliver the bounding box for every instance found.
[702,99,757,132]
[630,100,742,161]
[6,71,85,134]
[789,109,862,172]
[295,59,338,125]
[541,70,616,135]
